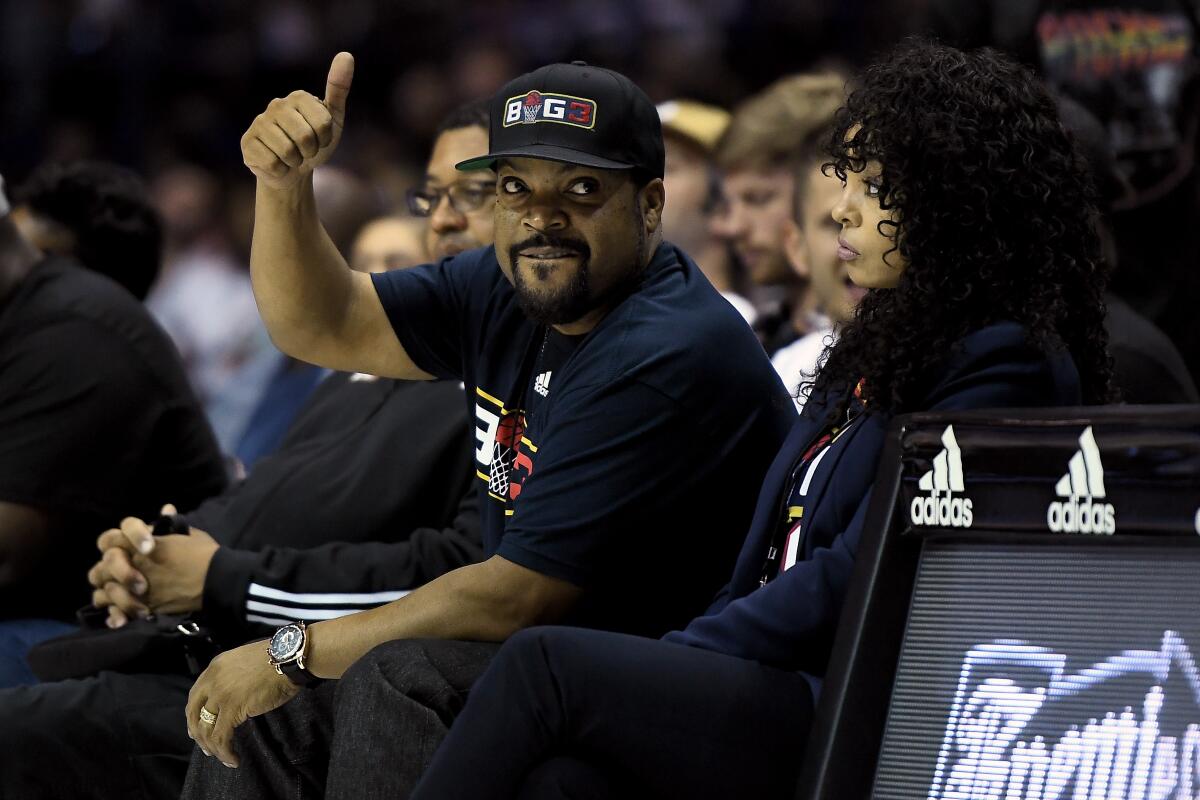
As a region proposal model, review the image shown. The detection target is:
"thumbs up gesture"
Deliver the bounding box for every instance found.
[241,52,355,190]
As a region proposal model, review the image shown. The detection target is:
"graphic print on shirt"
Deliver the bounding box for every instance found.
[474,386,536,511]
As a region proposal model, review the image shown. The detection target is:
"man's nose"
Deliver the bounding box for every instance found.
[430,194,466,232]
[523,201,568,233]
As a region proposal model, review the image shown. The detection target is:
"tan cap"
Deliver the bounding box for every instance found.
[656,100,731,153]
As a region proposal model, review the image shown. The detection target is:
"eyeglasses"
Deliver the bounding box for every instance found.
[406,181,496,217]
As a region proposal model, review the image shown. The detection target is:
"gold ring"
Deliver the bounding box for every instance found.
[199,707,218,726]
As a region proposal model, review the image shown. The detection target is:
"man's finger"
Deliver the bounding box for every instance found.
[276,107,321,160]
[207,709,243,768]
[257,121,304,168]
[185,686,209,746]
[323,52,354,125]
[242,138,289,179]
[119,516,155,555]
[87,561,109,589]
[107,606,127,629]
[160,503,177,517]
[103,581,148,617]
[97,528,136,555]
[102,547,147,594]
[292,92,335,149]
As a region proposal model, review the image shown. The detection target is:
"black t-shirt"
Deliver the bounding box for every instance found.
[189,372,474,551]
[0,258,226,619]
[371,243,796,636]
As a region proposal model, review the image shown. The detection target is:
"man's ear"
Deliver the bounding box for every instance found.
[639,178,665,232]
[783,219,809,278]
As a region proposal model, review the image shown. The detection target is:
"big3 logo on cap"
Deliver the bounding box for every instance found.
[503,90,596,130]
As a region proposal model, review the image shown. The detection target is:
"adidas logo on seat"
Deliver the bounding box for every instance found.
[533,371,552,398]
[1047,426,1116,535]
[910,425,974,528]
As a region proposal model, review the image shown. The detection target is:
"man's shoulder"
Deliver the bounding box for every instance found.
[569,245,785,403]
[6,258,141,325]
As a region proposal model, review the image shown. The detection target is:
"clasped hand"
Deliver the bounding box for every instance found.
[87,503,220,627]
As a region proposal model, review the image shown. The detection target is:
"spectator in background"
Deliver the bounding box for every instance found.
[407,100,494,261]
[0,103,490,799]
[773,142,862,409]
[145,164,274,432]
[10,161,163,300]
[0,173,226,687]
[657,100,755,324]
[215,166,383,468]
[711,73,847,357]
[351,215,429,273]
[1055,95,1198,403]
[921,0,1200,387]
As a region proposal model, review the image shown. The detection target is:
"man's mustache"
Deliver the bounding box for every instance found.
[509,234,591,265]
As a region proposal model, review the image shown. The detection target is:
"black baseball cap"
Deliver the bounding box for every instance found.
[456,61,665,179]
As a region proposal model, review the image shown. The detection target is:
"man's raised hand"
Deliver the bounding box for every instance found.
[241,52,355,190]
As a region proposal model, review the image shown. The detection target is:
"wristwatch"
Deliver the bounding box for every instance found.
[267,622,322,686]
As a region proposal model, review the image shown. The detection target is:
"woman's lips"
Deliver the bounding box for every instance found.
[837,236,860,261]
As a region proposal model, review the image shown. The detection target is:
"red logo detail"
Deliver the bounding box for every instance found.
[567,100,593,125]
[523,91,543,107]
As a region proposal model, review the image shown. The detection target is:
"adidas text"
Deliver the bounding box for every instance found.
[1046,426,1117,535]
[911,491,974,528]
[1047,498,1116,534]
[909,425,974,529]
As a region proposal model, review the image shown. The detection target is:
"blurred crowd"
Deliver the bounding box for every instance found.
[2,0,1196,447]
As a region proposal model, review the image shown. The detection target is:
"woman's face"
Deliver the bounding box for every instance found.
[831,158,906,289]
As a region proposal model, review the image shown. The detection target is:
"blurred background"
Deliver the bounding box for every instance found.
[2,0,1196,443]
[0,0,926,203]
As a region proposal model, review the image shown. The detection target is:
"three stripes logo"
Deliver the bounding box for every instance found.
[910,425,974,528]
[1047,426,1116,535]
[533,371,552,398]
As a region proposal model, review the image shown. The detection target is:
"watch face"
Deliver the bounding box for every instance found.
[269,624,303,661]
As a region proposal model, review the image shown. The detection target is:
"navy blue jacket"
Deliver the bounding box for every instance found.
[664,322,1082,674]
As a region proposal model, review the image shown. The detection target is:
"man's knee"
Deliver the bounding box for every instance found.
[338,639,439,698]
[337,639,499,719]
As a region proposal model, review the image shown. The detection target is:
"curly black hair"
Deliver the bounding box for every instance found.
[805,40,1116,416]
[16,161,163,300]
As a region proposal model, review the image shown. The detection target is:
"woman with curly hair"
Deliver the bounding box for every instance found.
[409,41,1115,799]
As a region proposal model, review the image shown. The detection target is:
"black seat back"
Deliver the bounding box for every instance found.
[796,404,1200,799]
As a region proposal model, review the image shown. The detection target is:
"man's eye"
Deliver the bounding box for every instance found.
[566,178,599,196]
[501,177,526,194]
[865,180,882,198]
[743,190,776,206]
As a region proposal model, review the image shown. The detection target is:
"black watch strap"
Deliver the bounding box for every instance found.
[279,658,323,687]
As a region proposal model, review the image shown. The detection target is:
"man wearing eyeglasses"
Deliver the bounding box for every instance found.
[406,101,496,260]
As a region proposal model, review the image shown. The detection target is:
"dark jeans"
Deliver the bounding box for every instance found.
[411,627,815,800]
[181,638,500,799]
[0,618,75,687]
[0,670,194,799]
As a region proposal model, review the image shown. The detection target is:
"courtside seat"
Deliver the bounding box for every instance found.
[796,405,1200,800]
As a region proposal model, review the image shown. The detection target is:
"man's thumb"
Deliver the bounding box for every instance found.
[160,503,178,517]
[324,51,355,123]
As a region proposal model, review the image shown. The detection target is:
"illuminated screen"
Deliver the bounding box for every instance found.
[872,541,1200,800]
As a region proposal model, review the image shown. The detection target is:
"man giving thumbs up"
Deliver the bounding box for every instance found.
[183,54,793,798]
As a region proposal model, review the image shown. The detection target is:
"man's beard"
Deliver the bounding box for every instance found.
[509,233,595,325]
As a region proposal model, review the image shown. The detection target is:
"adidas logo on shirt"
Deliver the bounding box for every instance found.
[1047,426,1116,535]
[533,371,552,398]
[910,425,974,528]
